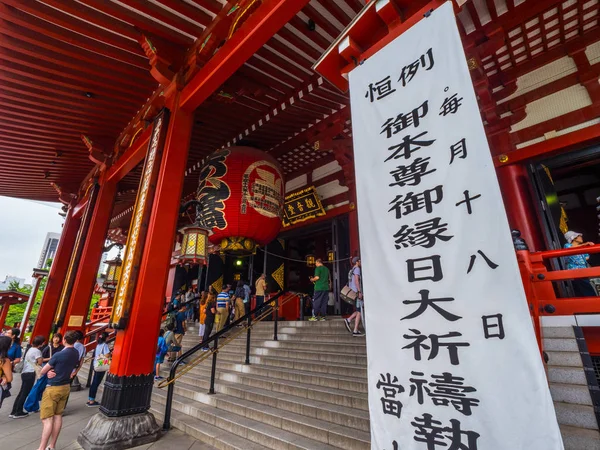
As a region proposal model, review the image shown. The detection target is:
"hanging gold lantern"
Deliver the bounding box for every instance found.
[327,250,335,263]
[179,225,209,265]
[306,254,315,267]
[103,253,123,290]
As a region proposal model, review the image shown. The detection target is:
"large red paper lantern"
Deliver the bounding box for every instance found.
[196,146,284,253]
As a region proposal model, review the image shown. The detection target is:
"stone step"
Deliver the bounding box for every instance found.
[157,369,370,428]
[189,319,350,330]
[159,363,370,412]
[151,406,271,450]
[550,382,593,406]
[548,366,588,386]
[555,402,599,430]
[151,392,345,450]
[543,327,576,339]
[546,351,584,368]
[210,344,368,366]
[153,382,370,449]
[169,358,368,392]
[543,338,580,353]
[181,336,367,355]
[203,350,368,379]
[560,424,600,450]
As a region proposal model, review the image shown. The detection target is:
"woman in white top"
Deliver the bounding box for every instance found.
[87,332,111,407]
[9,335,44,418]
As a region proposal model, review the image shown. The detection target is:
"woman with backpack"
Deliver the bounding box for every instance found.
[155,329,169,381]
[201,290,217,350]
[86,332,111,407]
[9,335,44,418]
[164,323,178,362]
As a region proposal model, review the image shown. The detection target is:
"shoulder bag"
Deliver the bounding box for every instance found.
[93,343,112,373]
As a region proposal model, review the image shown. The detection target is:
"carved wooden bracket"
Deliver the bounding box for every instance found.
[140,35,175,87]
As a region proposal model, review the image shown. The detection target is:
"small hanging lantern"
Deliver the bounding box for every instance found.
[327,250,335,263]
[306,254,315,267]
[103,252,123,290]
[179,225,209,265]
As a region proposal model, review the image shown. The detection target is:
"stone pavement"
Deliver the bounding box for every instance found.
[0,374,210,450]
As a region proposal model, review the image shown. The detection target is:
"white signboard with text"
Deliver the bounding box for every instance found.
[349,3,564,449]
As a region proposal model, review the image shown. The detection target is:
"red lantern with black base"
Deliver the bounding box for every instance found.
[196,146,285,254]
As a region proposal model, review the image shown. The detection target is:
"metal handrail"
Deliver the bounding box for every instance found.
[161,291,297,430]
[537,243,600,260]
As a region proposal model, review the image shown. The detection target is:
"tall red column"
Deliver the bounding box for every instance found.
[60,180,117,335]
[496,164,545,252]
[112,98,192,377]
[79,96,193,450]
[19,270,46,335]
[32,208,81,339]
[0,303,10,329]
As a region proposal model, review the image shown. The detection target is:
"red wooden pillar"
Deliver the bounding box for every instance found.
[32,207,81,339]
[0,303,10,329]
[60,180,117,335]
[496,164,545,252]
[79,96,193,449]
[111,98,192,377]
[19,269,47,335]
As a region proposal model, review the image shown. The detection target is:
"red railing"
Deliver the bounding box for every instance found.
[517,244,600,351]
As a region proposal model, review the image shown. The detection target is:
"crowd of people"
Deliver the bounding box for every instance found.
[0,327,109,450]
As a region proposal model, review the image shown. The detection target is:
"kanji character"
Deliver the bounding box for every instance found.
[440,91,463,116]
[402,329,470,365]
[407,255,443,282]
[388,185,443,219]
[445,418,480,450]
[394,218,453,249]
[412,413,446,450]
[455,190,481,215]
[450,138,467,164]
[305,198,316,208]
[380,101,429,138]
[402,289,461,322]
[428,372,480,416]
[366,76,396,102]
[296,201,304,212]
[385,131,436,162]
[398,48,435,87]
[467,250,499,274]
[389,157,436,188]
[482,313,505,339]
[376,373,405,418]
[287,204,295,216]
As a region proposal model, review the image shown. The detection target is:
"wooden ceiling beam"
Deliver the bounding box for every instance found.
[0,58,148,106]
[301,4,342,40]
[187,0,223,15]
[0,112,121,136]
[0,81,139,117]
[1,0,144,57]
[0,105,124,131]
[288,16,331,50]
[118,0,205,37]
[0,35,156,92]
[153,0,213,28]
[0,4,147,68]
[0,48,152,100]
[0,20,149,79]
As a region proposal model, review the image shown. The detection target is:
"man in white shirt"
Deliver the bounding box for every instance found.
[9,335,45,418]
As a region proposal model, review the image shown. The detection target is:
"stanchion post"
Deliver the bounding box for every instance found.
[245,315,252,365]
[273,297,279,341]
[208,336,219,394]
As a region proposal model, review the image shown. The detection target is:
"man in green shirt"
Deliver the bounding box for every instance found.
[309,258,330,321]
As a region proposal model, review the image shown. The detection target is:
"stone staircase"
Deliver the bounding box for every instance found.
[544,326,600,450]
[78,320,600,449]
[149,319,369,450]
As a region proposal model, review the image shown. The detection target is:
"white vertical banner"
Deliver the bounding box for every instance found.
[349,3,564,450]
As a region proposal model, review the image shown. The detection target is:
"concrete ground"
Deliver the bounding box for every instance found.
[0,374,208,450]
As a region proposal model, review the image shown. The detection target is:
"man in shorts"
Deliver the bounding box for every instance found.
[37,330,81,450]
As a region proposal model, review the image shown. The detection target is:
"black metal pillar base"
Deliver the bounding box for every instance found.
[77,372,161,450]
[77,411,162,450]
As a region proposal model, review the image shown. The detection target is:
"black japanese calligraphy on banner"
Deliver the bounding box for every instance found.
[282,186,326,226]
[348,3,563,450]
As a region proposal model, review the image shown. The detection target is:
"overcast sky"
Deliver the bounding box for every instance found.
[0,196,65,283]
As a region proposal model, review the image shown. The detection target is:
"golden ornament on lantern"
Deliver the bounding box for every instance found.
[179,225,208,265]
[103,252,123,290]
[306,254,316,267]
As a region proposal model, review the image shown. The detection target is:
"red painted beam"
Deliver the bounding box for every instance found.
[118,0,205,36]
[106,127,152,183]
[180,0,311,113]
[187,0,224,15]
